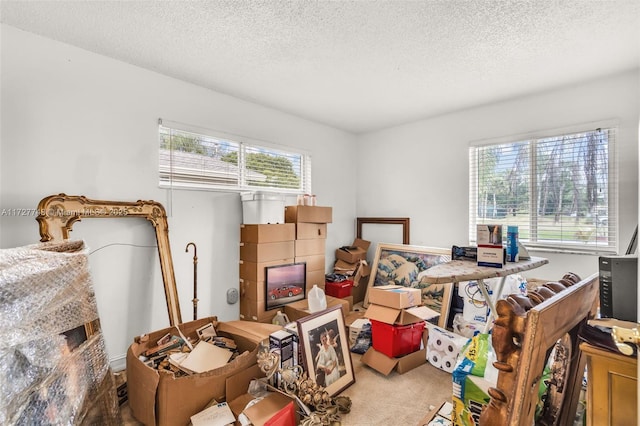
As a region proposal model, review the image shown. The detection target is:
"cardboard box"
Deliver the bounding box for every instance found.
[343,295,354,311]
[239,241,295,263]
[294,239,326,256]
[365,303,439,326]
[295,223,327,239]
[225,363,263,403]
[284,295,350,322]
[368,285,422,309]
[295,254,325,272]
[361,346,427,375]
[306,270,326,288]
[239,279,264,302]
[325,280,353,298]
[240,297,277,323]
[284,205,333,223]
[350,261,371,304]
[229,390,298,426]
[240,223,295,243]
[239,258,295,282]
[351,279,367,304]
[418,401,454,426]
[126,318,280,426]
[335,239,370,263]
[370,319,425,358]
[334,258,358,274]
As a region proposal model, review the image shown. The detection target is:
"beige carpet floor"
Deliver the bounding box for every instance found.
[120,352,453,425]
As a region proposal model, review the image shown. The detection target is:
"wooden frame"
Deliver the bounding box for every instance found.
[480,273,599,426]
[296,304,355,397]
[363,243,451,327]
[36,193,182,326]
[356,217,410,245]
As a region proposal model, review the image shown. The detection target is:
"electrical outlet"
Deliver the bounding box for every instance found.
[226,288,239,304]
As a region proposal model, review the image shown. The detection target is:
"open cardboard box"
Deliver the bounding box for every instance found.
[229,387,299,426]
[361,329,428,375]
[126,317,280,426]
[284,295,350,322]
[365,303,439,326]
[335,238,370,263]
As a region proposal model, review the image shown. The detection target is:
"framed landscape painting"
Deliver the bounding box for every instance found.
[364,243,452,327]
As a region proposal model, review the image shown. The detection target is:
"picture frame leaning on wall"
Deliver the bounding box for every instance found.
[363,243,452,328]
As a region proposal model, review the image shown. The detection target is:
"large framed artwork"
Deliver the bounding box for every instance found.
[363,243,452,327]
[296,305,355,397]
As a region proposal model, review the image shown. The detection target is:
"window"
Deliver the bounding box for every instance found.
[159,122,311,194]
[469,125,617,254]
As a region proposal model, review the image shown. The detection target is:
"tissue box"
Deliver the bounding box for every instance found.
[426,325,469,373]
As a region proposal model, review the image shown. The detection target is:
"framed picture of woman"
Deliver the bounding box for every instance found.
[296,305,355,397]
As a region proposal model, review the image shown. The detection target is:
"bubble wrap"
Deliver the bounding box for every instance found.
[0,240,121,425]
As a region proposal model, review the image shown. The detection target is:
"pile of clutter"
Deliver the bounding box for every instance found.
[135,322,240,376]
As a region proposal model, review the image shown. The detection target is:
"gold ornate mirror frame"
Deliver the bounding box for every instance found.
[36,193,182,326]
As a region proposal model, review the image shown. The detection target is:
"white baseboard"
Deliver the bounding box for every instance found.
[110,354,127,372]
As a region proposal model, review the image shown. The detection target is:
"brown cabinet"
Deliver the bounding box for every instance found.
[581,343,637,426]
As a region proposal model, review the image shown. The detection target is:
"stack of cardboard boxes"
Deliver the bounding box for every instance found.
[239,223,296,322]
[239,205,332,323]
[284,205,333,293]
[333,238,371,304]
[361,285,439,375]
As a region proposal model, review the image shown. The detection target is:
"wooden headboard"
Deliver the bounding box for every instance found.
[480,272,599,425]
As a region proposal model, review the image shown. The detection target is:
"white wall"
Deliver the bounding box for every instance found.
[3,24,638,369]
[0,25,358,368]
[357,70,639,281]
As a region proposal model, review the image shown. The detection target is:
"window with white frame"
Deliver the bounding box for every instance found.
[159,122,311,194]
[469,125,617,254]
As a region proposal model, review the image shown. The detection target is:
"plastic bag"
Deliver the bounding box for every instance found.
[350,323,372,354]
[455,333,491,377]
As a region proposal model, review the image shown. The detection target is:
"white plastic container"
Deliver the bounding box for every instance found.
[307,285,327,313]
[241,191,285,224]
[271,310,290,327]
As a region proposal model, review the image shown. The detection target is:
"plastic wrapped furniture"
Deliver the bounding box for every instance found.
[0,240,121,425]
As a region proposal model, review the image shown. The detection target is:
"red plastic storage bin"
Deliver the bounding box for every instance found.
[325,280,353,298]
[370,319,425,358]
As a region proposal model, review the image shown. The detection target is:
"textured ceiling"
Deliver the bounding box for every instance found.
[1,0,639,134]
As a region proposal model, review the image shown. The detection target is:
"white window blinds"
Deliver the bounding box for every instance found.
[469,126,618,254]
[159,122,311,194]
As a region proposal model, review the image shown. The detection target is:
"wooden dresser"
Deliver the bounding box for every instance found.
[580,342,637,426]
